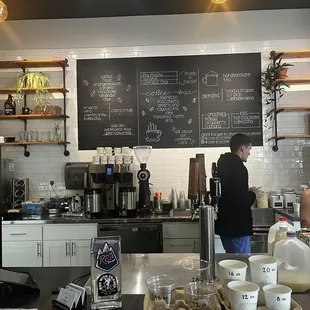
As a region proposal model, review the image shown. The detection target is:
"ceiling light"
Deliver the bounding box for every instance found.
[211,0,227,4]
[0,1,8,22]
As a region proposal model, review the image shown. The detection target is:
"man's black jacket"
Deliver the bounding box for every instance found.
[215,153,256,237]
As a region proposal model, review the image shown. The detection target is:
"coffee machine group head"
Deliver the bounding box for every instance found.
[133,146,152,214]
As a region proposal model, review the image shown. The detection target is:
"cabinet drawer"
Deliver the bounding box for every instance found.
[2,225,42,241]
[163,223,199,239]
[43,224,97,240]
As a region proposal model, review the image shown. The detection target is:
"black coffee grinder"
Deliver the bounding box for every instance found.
[133,146,152,215]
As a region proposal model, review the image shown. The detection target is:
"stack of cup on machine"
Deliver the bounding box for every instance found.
[93,147,133,168]
[218,255,293,310]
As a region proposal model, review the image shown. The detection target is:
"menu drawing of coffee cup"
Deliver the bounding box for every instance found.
[146,122,162,142]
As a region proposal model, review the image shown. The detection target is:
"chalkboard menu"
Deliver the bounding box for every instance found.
[77,53,262,150]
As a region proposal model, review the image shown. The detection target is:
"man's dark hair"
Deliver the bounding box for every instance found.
[230,133,252,153]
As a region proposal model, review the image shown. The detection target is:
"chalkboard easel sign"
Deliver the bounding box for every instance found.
[77,53,262,150]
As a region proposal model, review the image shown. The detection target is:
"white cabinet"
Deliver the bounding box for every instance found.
[43,240,71,267]
[2,224,43,267]
[2,241,42,267]
[163,238,198,253]
[162,223,225,254]
[43,224,97,267]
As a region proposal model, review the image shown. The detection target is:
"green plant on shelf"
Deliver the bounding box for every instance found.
[13,71,52,106]
[261,53,294,124]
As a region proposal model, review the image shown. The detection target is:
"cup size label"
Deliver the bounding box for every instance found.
[97,274,118,297]
[95,242,119,272]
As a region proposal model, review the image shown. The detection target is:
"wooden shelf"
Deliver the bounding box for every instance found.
[268,135,310,142]
[269,106,310,115]
[277,78,310,85]
[0,87,69,95]
[0,141,70,146]
[0,59,68,70]
[270,50,310,59]
[0,114,69,120]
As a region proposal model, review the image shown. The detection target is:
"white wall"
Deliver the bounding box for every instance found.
[0,10,310,200]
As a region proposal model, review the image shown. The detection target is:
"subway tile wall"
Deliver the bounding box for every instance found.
[0,38,310,200]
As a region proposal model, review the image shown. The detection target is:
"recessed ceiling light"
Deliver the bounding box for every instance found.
[211,0,227,4]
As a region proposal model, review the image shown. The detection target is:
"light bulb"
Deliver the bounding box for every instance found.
[0,1,8,23]
[211,0,227,4]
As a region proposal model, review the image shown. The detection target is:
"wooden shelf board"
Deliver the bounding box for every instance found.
[0,114,69,120]
[268,135,310,142]
[277,78,310,85]
[0,87,69,95]
[270,50,310,59]
[0,141,70,146]
[275,106,310,113]
[0,59,68,70]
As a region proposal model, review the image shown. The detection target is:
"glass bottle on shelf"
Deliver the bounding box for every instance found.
[4,94,16,115]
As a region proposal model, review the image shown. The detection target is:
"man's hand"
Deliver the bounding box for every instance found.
[249,186,263,198]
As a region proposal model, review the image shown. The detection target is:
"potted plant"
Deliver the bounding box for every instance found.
[13,71,52,113]
[261,54,294,123]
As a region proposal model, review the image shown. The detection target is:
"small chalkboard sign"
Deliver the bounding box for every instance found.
[77,53,262,150]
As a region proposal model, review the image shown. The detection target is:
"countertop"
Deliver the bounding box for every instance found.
[274,208,300,221]
[7,253,310,309]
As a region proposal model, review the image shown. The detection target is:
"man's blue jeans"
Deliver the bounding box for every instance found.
[220,236,251,253]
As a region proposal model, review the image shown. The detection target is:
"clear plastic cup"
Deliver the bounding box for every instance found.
[184,282,217,310]
[228,280,259,310]
[145,275,177,310]
[263,284,292,310]
[181,259,211,285]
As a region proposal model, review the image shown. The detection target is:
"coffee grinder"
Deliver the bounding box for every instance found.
[133,146,152,215]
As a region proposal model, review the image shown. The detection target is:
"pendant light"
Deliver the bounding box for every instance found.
[211,0,227,4]
[0,0,8,23]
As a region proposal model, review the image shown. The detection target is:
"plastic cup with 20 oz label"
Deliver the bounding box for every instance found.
[227,281,260,310]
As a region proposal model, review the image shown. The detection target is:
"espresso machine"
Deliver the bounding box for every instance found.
[133,146,152,215]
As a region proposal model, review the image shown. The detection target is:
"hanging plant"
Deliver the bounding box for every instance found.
[13,71,52,106]
[261,53,294,123]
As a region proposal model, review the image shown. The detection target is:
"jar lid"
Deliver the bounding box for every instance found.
[287,231,296,237]
[279,217,287,221]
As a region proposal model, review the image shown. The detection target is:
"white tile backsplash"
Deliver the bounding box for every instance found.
[0,38,309,199]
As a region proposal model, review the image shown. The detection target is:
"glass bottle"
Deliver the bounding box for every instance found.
[4,94,16,115]
[91,236,122,309]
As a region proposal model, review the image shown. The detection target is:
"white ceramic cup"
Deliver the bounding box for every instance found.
[105,147,113,155]
[249,255,278,287]
[92,156,100,164]
[97,147,105,156]
[293,202,300,213]
[107,155,115,164]
[219,260,248,287]
[123,155,132,165]
[114,147,122,155]
[122,147,130,154]
[115,155,123,165]
[263,284,292,310]
[228,281,260,310]
[99,155,107,164]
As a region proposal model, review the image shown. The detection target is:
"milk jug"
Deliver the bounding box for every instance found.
[267,217,295,255]
[273,231,310,292]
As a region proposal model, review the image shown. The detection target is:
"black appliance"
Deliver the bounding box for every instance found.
[97,223,162,253]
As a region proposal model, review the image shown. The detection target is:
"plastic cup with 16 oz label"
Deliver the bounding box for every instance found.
[263,284,292,310]
[228,281,260,310]
[146,275,177,310]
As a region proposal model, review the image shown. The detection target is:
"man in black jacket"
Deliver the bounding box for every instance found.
[215,133,260,253]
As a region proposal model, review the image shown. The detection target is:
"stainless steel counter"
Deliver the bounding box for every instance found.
[116,253,309,308]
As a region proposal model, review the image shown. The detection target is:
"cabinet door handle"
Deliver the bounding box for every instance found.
[65,241,70,256]
[10,233,27,236]
[71,242,76,257]
[37,242,42,257]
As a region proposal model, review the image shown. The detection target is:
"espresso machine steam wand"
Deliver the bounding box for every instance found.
[190,162,221,282]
